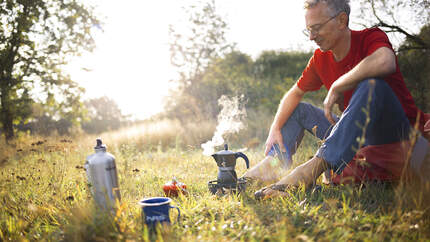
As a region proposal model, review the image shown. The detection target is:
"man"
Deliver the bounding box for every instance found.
[243,0,430,199]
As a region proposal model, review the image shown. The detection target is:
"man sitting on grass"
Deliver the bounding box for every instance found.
[242,0,430,199]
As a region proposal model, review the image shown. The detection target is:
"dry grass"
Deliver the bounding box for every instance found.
[97,119,218,152]
[1,119,430,241]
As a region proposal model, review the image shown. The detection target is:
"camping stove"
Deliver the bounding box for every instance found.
[208,177,248,195]
[207,144,250,195]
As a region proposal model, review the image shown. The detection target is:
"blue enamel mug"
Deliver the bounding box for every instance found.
[138,197,180,227]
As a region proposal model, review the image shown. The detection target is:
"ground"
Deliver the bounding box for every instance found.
[0,134,429,241]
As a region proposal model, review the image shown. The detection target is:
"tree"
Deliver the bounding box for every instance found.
[165,2,323,123]
[166,0,235,121]
[193,51,254,118]
[253,51,314,113]
[19,86,86,136]
[398,25,430,112]
[0,0,100,140]
[82,97,126,134]
[355,0,430,112]
[169,0,235,80]
[356,0,430,51]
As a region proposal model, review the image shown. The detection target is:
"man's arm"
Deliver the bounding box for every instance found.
[324,47,397,124]
[265,84,305,155]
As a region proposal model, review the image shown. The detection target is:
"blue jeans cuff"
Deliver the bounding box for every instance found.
[315,146,346,174]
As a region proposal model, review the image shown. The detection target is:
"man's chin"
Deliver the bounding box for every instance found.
[315,41,327,51]
[318,45,329,52]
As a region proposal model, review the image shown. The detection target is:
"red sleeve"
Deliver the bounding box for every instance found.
[297,53,323,92]
[363,28,393,56]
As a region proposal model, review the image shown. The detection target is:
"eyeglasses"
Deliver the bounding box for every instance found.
[303,12,340,37]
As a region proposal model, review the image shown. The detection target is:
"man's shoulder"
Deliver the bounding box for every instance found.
[353,27,388,39]
[352,27,392,53]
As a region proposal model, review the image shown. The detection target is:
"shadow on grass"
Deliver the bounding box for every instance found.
[239,181,430,239]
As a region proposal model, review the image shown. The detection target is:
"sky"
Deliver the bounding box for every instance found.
[65,0,363,120]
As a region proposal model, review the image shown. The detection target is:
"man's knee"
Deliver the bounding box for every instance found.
[296,102,314,110]
[356,78,389,95]
[292,102,315,118]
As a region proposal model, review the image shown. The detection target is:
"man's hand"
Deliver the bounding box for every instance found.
[324,82,342,125]
[263,84,305,156]
[264,128,285,156]
[322,47,397,125]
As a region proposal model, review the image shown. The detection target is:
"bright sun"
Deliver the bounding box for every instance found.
[65,0,311,120]
[65,1,184,120]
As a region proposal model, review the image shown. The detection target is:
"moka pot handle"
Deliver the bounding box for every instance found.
[235,152,249,169]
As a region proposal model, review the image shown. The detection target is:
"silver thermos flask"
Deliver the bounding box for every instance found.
[84,138,121,209]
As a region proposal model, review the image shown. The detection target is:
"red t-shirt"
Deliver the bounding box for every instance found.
[297,27,425,133]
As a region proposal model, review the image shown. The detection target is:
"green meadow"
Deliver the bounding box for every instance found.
[1,1,430,241]
[1,122,429,242]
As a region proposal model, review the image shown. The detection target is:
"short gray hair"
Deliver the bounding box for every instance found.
[304,0,350,17]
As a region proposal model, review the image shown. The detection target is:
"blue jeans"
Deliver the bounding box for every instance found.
[268,78,411,174]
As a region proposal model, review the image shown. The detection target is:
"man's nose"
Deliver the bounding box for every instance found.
[309,31,317,41]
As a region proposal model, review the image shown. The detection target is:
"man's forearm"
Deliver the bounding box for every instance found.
[333,47,396,93]
[270,84,304,131]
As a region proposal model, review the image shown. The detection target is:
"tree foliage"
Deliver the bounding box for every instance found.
[355,0,430,112]
[169,0,235,80]
[166,0,235,121]
[166,0,429,125]
[398,25,430,112]
[166,1,315,122]
[22,88,86,136]
[356,0,430,51]
[82,96,126,134]
[165,48,312,121]
[0,0,100,139]
[253,51,314,113]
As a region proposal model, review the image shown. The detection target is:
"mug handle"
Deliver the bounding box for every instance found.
[169,205,181,223]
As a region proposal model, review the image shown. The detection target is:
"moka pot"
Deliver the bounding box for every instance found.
[211,144,249,186]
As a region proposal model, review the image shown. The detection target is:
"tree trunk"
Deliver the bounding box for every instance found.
[0,86,14,140]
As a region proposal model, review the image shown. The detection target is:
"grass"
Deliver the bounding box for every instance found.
[1,126,430,241]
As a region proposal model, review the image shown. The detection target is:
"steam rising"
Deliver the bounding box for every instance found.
[201,95,246,156]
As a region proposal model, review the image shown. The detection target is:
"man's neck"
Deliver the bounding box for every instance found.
[331,29,351,62]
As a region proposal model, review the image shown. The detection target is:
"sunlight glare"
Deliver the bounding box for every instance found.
[65,0,338,120]
[66,1,184,120]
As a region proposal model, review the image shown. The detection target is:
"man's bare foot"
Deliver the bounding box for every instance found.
[254,156,328,199]
[254,184,294,200]
[242,156,286,185]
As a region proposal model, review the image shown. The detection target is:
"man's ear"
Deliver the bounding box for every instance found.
[338,12,349,29]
